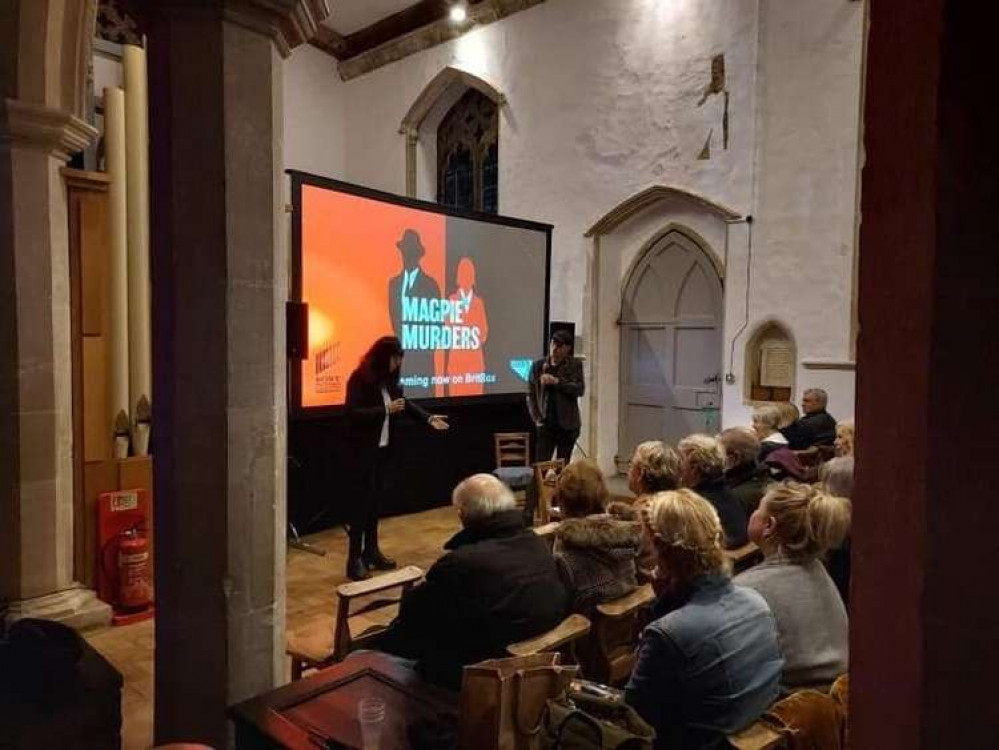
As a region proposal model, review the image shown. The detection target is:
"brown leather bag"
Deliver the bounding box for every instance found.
[459,654,579,750]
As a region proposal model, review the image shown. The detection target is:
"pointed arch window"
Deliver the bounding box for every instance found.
[437,88,498,213]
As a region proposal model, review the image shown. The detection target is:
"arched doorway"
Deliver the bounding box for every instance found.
[619,228,723,459]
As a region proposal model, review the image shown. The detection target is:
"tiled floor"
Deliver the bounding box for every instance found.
[83,504,463,750]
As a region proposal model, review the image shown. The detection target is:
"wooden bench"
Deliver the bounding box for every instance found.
[725,541,763,573]
[286,565,423,680]
[507,614,592,661]
[578,584,656,686]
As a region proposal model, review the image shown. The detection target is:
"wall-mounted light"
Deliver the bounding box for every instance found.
[449,4,468,24]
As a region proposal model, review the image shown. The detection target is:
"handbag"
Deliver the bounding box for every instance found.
[541,690,655,750]
[459,653,579,750]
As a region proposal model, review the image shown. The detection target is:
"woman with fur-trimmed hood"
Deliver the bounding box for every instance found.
[552,460,642,611]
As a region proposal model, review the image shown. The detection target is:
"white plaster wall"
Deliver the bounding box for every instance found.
[282,44,346,179]
[283,0,865,465]
[721,0,865,429]
[341,0,759,329]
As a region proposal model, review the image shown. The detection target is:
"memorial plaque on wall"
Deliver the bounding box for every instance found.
[760,341,794,388]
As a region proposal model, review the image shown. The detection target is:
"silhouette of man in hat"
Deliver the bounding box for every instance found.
[388,229,442,386]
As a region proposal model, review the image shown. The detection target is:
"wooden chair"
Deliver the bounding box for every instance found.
[763,689,842,750]
[725,541,764,574]
[829,673,849,748]
[533,459,566,525]
[531,521,561,547]
[493,432,534,502]
[577,584,656,686]
[507,614,592,662]
[727,721,788,749]
[286,565,423,681]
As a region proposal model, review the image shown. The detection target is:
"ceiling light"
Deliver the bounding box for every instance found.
[449,4,468,24]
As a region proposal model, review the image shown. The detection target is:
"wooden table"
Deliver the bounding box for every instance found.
[228,652,459,749]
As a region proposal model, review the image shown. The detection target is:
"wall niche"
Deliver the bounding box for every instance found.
[744,321,796,402]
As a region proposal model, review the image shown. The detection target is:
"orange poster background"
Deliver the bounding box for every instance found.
[301,186,445,408]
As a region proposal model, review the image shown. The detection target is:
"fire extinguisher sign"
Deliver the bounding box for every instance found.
[110,491,139,512]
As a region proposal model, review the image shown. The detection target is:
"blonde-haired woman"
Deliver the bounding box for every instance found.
[626,490,781,748]
[834,419,855,457]
[735,481,851,690]
[752,405,788,460]
[677,434,749,548]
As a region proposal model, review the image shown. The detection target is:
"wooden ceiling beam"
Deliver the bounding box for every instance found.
[311,0,487,61]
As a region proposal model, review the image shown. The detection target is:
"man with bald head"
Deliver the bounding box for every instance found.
[375,474,568,688]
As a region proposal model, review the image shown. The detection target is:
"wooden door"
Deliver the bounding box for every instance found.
[618,230,723,465]
[65,169,113,588]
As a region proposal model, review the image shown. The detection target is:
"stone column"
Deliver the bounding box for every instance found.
[0,95,110,627]
[852,0,999,747]
[146,1,326,745]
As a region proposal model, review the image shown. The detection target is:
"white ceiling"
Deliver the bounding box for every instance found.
[324,0,423,36]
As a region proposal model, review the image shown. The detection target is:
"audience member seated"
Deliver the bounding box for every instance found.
[552,460,642,612]
[625,490,782,749]
[819,456,854,607]
[719,426,771,515]
[834,419,855,457]
[677,434,749,548]
[781,388,837,450]
[616,440,682,579]
[735,481,850,691]
[753,405,789,461]
[776,401,800,431]
[374,474,568,689]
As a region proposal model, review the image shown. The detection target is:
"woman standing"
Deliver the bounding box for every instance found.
[345,336,449,580]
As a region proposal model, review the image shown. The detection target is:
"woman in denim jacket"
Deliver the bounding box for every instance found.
[625,489,782,749]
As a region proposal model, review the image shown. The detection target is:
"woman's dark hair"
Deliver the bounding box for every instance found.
[358,336,404,386]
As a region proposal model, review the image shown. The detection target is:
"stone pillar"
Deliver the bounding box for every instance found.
[852,0,999,747]
[0,95,110,626]
[146,1,326,745]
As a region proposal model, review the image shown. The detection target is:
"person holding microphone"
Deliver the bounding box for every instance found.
[345,336,449,580]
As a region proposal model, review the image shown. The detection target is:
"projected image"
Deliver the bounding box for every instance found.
[299,182,548,408]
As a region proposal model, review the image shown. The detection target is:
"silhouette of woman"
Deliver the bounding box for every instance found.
[445,257,489,396]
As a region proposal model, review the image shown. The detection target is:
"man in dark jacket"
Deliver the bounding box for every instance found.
[781,388,837,450]
[527,329,584,462]
[376,474,568,689]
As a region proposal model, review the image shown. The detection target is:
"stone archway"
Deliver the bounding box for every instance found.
[1,0,105,625]
[585,185,740,475]
[398,64,506,198]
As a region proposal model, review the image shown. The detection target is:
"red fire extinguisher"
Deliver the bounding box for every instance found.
[117,528,151,611]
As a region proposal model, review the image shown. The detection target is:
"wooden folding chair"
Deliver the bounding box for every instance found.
[533,459,566,525]
[493,432,534,503]
[725,541,764,574]
[507,614,592,663]
[727,720,789,749]
[531,521,561,548]
[286,565,423,680]
[577,583,656,686]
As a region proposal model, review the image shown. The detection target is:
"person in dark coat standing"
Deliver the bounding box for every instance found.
[344,336,449,581]
[375,474,569,689]
[527,328,584,462]
[781,388,837,450]
[677,434,749,549]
